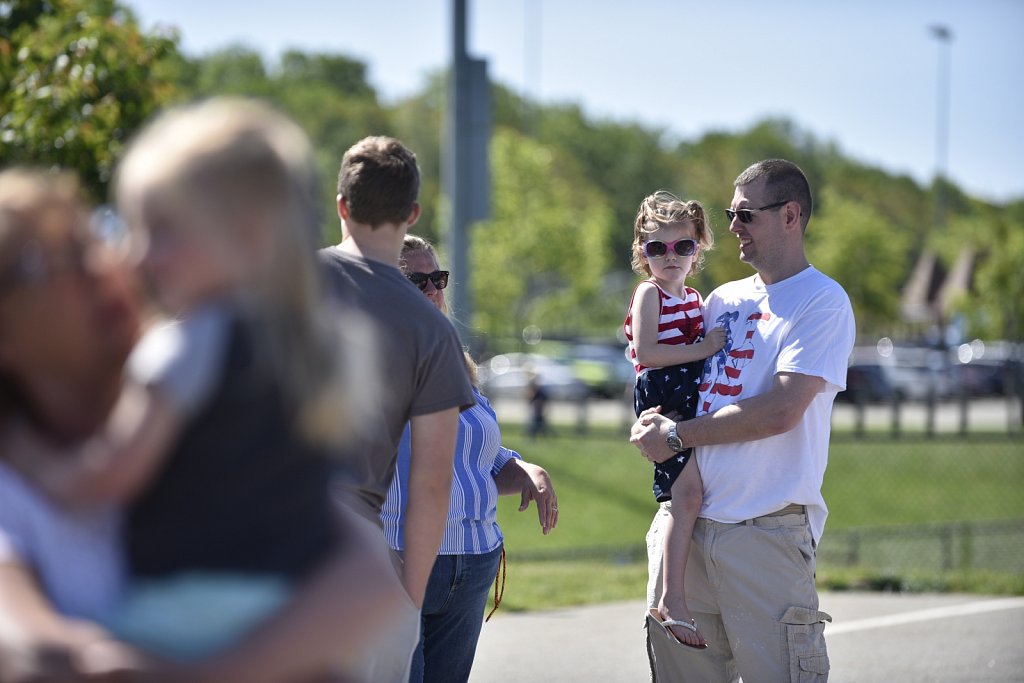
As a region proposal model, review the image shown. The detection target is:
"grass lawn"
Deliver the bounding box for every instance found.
[487,424,1024,610]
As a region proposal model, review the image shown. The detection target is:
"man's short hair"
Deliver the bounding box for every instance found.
[337,136,420,227]
[735,159,812,231]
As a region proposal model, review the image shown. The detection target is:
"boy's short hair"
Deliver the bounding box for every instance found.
[337,136,420,228]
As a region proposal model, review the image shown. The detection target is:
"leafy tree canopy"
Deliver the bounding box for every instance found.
[1,0,182,200]
[4,12,1020,345]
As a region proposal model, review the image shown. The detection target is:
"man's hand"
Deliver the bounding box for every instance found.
[629,408,677,464]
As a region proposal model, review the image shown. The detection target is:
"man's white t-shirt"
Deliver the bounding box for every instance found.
[695,266,855,542]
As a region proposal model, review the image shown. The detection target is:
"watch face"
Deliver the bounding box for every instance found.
[667,435,683,452]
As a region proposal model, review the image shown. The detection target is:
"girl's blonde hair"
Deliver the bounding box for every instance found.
[630,190,714,277]
[400,234,478,388]
[115,97,363,449]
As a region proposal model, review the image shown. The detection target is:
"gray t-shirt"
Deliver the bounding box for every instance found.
[318,247,475,522]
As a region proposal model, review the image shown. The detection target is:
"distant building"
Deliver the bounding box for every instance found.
[900,247,976,335]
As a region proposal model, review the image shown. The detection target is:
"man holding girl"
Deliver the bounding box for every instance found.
[632,160,855,682]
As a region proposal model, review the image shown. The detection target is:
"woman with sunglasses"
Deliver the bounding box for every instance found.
[623,191,726,652]
[381,234,558,683]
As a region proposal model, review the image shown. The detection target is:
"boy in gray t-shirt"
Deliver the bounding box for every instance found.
[320,136,474,682]
[319,247,474,521]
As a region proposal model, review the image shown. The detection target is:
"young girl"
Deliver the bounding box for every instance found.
[624,191,725,650]
[5,98,390,669]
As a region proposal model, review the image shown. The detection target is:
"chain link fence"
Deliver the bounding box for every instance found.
[495,391,1023,589]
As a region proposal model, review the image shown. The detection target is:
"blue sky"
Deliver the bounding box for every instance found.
[129,0,1024,203]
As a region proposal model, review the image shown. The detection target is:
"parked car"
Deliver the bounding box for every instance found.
[952,360,1011,397]
[565,343,635,398]
[479,353,589,401]
[837,363,895,404]
[885,363,956,401]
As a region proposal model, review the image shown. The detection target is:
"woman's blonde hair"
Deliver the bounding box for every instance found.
[630,190,714,277]
[116,97,362,449]
[399,234,478,388]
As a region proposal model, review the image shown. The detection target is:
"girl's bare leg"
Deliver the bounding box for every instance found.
[657,460,706,647]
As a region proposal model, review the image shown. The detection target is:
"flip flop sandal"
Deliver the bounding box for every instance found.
[648,608,709,650]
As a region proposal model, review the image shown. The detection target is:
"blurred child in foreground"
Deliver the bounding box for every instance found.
[3,98,397,680]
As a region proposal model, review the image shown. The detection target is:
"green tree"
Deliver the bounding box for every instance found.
[470,129,616,342]
[181,46,392,243]
[278,50,374,99]
[535,102,682,266]
[806,187,913,338]
[184,44,270,98]
[0,0,182,200]
[390,73,445,244]
[954,213,1024,342]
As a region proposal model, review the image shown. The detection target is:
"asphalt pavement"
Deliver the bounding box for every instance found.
[470,592,1024,682]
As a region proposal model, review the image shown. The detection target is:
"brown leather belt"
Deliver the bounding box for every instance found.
[762,503,806,517]
[740,503,807,525]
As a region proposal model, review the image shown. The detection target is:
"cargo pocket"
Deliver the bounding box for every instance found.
[780,606,831,682]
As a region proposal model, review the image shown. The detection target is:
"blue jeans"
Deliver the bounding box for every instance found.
[410,544,503,683]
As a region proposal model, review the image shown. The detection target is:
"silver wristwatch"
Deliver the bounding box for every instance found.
[666,424,684,452]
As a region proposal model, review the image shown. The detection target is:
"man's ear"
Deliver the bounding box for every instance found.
[784,201,802,231]
[405,202,421,228]
[337,194,350,221]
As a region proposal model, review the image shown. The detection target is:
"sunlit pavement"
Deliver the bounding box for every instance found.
[471,592,1024,682]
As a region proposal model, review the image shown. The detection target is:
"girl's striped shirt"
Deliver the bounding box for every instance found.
[624,281,706,374]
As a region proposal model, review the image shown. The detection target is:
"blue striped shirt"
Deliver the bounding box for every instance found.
[381,388,520,555]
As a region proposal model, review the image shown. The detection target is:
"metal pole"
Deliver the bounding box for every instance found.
[929,25,953,404]
[930,25,952,193]
[445,0,472,343]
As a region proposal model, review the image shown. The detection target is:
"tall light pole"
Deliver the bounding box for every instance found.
[444,0,490,347]
[929,25,952,230]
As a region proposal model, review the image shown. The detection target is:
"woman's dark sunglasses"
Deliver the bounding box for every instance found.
[725,200,790,224]
[642,238,697,259]
[407,270,450,291]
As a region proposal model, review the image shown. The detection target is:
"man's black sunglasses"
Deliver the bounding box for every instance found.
[725,200,790,224]
[407,270,450,291]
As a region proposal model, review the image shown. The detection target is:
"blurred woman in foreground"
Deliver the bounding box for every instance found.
[0,100,398,683]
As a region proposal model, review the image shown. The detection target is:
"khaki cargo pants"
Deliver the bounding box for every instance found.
[645,502,831,682]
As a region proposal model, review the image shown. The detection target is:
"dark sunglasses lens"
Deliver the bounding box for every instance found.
[674,240,697,256]
[644,241,667,257]
[431,271,449,290]
[726,209,754,224]
[407,273,428,290]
